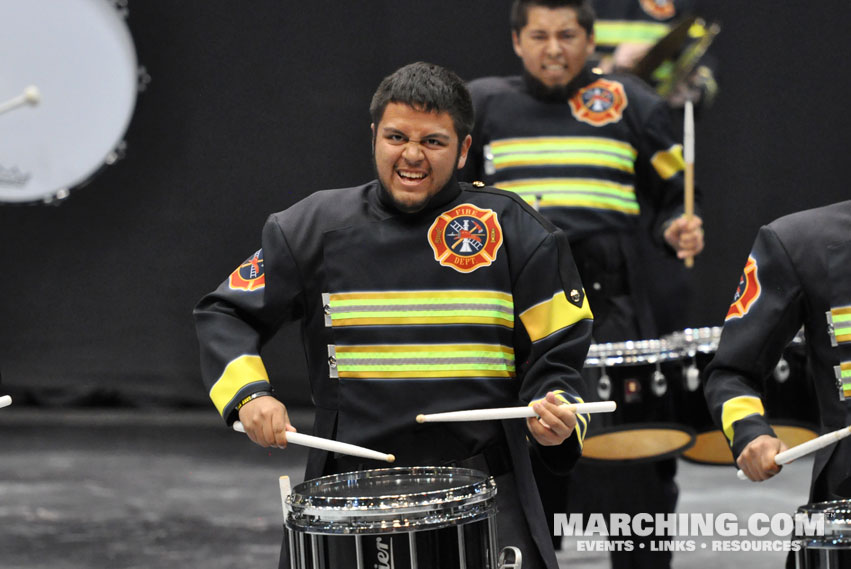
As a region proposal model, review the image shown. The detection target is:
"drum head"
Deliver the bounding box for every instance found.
[581,424,696,463]
[681,430,735,465]
[0,0,138,203]
[681,423,819,466]
[287,466,497,534]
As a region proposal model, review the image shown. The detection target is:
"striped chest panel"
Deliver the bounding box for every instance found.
[323,290,516,380]
[830,306,851,398]
[486,137,640,215]
[594,20,671,48]
[323,290,514,328]
[830,306,851,345]
[331,343,516,379]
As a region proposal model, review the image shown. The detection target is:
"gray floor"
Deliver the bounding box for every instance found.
[0,408,813,568]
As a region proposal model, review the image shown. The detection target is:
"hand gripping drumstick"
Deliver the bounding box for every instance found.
[683,99,696,269]
[0,86,41,116]
[0,395,12,409]
[232,421,395,463]
[416,401,617,423]
[736,425,851,481]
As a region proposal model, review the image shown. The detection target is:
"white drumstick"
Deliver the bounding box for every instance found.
[0,85,41,116]
[279,476,291,522]
[232,421,395,463]
[683,99,696,268]
[0,395,12,409]
[737,425,851,480]
[416,401,617,423]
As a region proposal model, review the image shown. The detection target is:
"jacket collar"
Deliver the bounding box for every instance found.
[372,175,463,217]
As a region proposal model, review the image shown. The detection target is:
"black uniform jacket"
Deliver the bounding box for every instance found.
[194,178,594,562]
[462,67,697,339]
[705,201,851,501]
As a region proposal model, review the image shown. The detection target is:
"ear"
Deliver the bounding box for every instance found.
[512,30,523,58]
[586,31,596,58]
[456,134,473,170]
[370,123,376,153]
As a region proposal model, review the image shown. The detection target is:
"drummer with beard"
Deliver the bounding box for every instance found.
[459,1,704,568]
[194,61,594,569]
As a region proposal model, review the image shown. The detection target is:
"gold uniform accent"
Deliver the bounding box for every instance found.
[650,144,686,180]
[721,395,765,443]
[209,355,270,416]
[519,291,593,342]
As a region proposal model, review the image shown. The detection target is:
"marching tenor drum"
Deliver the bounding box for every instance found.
[0,0,142,204]
[794,500,851,568]
[581,338,696,461]
[285,466,503,569]
[669,327,819,465]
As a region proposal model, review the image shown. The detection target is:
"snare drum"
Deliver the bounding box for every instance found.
[581,338,696,462]
[794,499,851,568]
[285,466,499,569]
[669,327,819,465]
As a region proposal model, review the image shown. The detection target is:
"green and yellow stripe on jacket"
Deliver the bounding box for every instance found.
[594,20,671,49]
[831,305,851,397]
[486,136,683,215]
[325,288,591,381]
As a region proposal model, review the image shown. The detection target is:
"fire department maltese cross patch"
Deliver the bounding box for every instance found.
[228,249,265,291]
[428,204,503,273]
[640,0,676,20]
[725,255,761,320]
[569,78,628,127]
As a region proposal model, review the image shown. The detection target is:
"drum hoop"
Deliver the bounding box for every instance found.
[286,500,496,534]
[796,499,851,543]
[289,466,496,511]
[584,349,683,367]
[287,466,498,534]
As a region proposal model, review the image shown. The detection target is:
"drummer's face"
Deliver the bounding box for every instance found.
[372,103,471,213]
[512,6,595,89]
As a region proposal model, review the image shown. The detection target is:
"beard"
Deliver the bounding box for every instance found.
[372,144,462,214]
[522,66,588,103]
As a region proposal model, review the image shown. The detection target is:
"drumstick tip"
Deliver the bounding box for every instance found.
[386,454,396,463]
[24,85,41,104]
[415,414,425,424]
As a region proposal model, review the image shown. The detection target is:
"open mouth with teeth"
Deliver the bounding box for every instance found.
[397,170,428,183]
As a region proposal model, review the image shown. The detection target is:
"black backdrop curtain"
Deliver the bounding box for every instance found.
[0,0,847,408]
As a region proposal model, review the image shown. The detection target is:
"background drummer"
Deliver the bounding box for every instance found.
[705,201,851,502]
[459,1,704,566]
[194,61,594,569]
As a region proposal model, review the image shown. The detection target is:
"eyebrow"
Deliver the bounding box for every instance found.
[380,126,452,142]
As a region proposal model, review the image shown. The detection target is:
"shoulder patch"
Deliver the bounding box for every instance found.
[725,255,761,320]
[569,78,628,127]
[228,250,265,291]
[640,0,676,20]
[428,204,503,273]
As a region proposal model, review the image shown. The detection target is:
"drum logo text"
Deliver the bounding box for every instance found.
[569,79,628,127]
[725,256,760,320]
[374,537,394,569]
[428,204,503,273]
[228,250,266,292]
[0,164,31,187]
